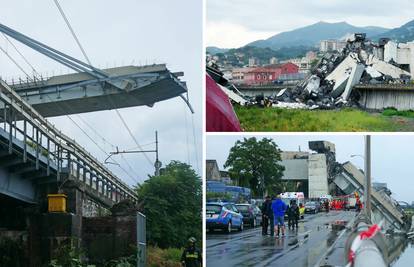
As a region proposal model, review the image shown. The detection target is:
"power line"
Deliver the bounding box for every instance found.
[44,95,140,184]
[2,33,40,78]
[115,109,154,167]
[66,115,140,184]
[74,113,141,179]
[52,0,92,65]
[0,44,33,81]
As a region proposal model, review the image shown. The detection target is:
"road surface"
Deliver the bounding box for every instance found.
[206,210,355,267]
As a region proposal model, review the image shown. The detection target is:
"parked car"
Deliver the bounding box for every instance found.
[206,202,244,233]
[235,204,262,227]
[304,201,320,214]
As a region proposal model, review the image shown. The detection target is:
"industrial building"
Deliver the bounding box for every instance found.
[280,141,335,198]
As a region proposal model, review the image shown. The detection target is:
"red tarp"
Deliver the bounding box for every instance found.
[206,74,241,132]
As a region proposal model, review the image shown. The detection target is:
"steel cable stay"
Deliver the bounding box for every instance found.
[0,44,33,82]
[52,0,92,66]
[183,102,191,165]
[51,0,155,171]
[190,111,200,174]
[2,33,41,79]
[114,109,154,168]
[50,0,154,179]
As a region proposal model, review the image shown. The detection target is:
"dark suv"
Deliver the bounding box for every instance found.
[235,204,262,227]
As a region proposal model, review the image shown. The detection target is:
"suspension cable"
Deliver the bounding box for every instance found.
[52,0,92,65]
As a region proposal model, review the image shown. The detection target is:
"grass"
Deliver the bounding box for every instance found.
[382,108,414,118]
[147,246,182,267]
[235,106,414,132]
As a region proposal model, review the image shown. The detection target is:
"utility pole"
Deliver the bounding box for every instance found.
[105,131,161,176]
[154,131,161,176]
[364,135,372,221]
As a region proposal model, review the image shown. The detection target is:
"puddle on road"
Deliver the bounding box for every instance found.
[390,239,414,266]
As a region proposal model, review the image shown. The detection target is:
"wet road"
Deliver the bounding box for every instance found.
[206,210,355,267]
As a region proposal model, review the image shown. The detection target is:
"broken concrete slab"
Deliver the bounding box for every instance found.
[331,75,349,98]
[326,54,358,82]
[272,102,309,109]
[371,59,411,79]
[210,32,413,110]
[219,84,247,105]
[277,88,287,97]
[365,66,382,78]
[305,75,321,94]
[341,63,365,100]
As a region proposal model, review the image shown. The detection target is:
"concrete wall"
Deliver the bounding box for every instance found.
[357,86,414,111]
[308,154,329,198]
[281,159,308,181]
[384,41,414,76]
[281,151,309,160]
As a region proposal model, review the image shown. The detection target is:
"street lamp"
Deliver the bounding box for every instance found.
[350,154,363,159]
[350,137,372,221]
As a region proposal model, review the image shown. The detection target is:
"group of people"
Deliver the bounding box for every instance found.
[261,195,300,238]
[331,199,347,210]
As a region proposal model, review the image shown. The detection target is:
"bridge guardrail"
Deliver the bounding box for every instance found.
[0,79,137,204]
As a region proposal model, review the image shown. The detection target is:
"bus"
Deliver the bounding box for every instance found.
[225,186,251,202]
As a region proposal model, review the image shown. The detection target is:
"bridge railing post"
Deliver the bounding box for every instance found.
[46,139,50,176]
[35,128,39,170]
[8,99,13,154]
[23,120,27,163]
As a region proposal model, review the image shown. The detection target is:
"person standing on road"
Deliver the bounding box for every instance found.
[261,195,274,236]
[324,200,330,213]
[287,200,299,230]
[272,195,287,238]
[181,237,202,267]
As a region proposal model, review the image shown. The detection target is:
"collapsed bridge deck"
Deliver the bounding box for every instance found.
[5,64,187,117]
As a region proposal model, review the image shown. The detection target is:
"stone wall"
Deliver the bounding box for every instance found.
[82,215,137,265]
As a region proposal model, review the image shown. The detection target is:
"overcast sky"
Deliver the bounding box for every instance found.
[206,134,414,203]
[0,0,202,185]
[207,0,414,48]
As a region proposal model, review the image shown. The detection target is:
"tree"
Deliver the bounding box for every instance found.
[136,161,201,249]
[224,137,285,197]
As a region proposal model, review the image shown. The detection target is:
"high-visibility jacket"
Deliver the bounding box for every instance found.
[181,246,202,267]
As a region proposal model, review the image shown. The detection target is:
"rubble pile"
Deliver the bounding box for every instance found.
[249,33,412,109]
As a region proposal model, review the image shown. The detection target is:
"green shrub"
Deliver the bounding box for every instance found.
[382,108,414,118]
[48,239,85,267]
[147,246,182,267]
